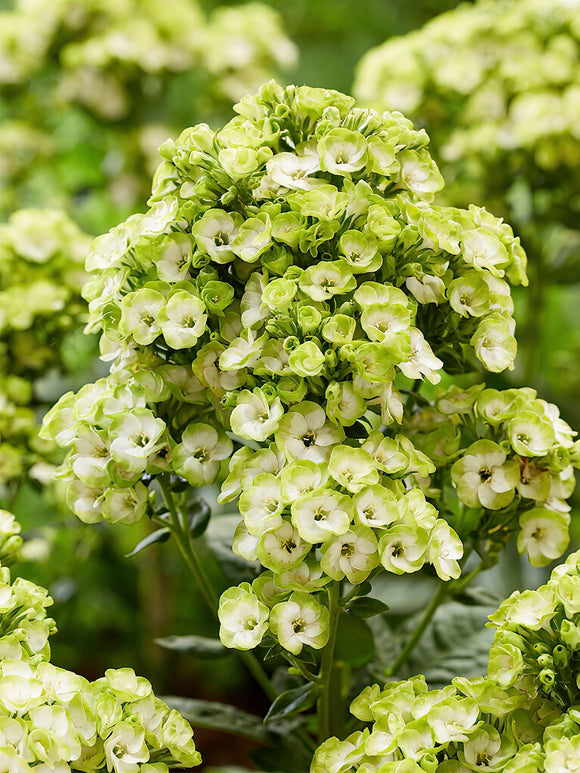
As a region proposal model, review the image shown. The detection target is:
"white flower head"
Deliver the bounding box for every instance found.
[218,584,269,650]
[269,591,329,655]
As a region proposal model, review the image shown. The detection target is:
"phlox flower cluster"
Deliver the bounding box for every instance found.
[354,0,580,227]
[0,209,92,490]
[41,82,580,661]
[311,550,580,773]
[0,510,201,772]
[0,0,296,224]
[400,383,579,566]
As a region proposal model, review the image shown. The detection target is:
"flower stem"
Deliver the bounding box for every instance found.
[385,580,448,678]
[317,582,342,744]
[157,478,277,702]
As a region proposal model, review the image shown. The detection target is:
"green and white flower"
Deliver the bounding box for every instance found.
[218,584,270,650]
[451,440,520,510]
[290,488,353,544]
[173,422,233,487]
[239,473,284,537]
[320,526,378,583]
[269,591,329,655]
[276,403,345,463]
[230,388,284,442]
[158,290,206,349]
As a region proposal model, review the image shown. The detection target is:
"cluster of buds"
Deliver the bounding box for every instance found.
[0,510,201,771]
[0,209,92,491]
[311,551,580,773]
[488,550,580,709]
[354,0,580,227]
[41,83,579,660]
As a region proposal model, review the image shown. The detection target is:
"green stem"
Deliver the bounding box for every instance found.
[385,581,448,678]
[158,478,217,615]
[286,655,323,684]
[317,583,342,744]
[157,478,277,702]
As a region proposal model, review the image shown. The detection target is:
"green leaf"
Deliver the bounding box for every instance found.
[264,682,319,724]
[188,499,211,539]
[125,527,170,558]
[161,696,274,744]
[249,734,313,773]
[263,643,283,661]
[346,596,389,618]
[335,613,374,667]
[408,600,495,688]
[154,635,227,659]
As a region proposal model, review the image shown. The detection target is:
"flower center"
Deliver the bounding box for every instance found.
[303,430,316,447]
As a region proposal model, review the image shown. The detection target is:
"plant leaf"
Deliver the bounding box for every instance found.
[188,498,211,539]
[125,527,170,558]
[407,599,495,688]
[154,635,227,659]
[161,696,274,744]
[264,682,319,724]
[249,733,313,773]
[346,596,389,619]
[335,613,375,667]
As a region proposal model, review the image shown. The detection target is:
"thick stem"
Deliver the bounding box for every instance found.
[317,582,342,744]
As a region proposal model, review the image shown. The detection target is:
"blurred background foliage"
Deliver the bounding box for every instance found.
[1,0,580,768]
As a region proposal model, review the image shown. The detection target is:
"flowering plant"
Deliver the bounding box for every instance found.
[40,82,579,769]
[0,509,201,772]
[353,0,580,390]
[313,549,580,772]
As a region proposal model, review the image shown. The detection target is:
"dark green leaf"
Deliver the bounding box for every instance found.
[346,596,389,619]
[249,734,313,773]
[453,585,502,607]
[154,635,227,659]
[264,682,319,724]
[125,527,170,558]
[170,476,191,493]
[263,644,283,661]
[188,499,211,539]
[161,696,274,744]
[335,614,374,667]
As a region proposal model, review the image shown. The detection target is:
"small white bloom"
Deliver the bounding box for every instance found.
[269,592,329,654]
[218,585,269,650]
[230,389,284,442]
